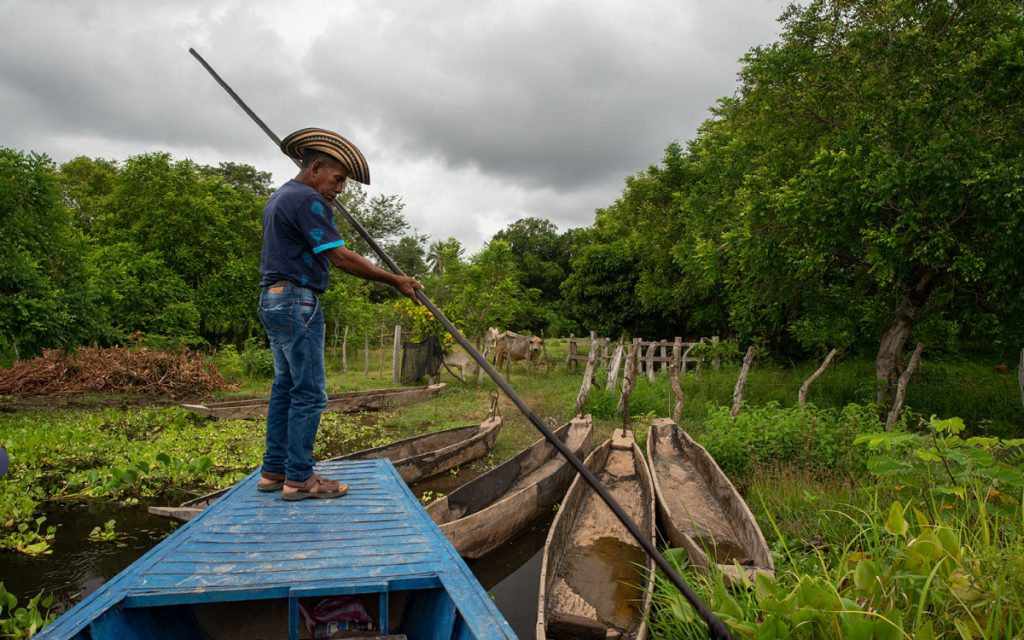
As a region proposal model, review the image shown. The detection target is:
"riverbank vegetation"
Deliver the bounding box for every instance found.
[2,344,1022,636]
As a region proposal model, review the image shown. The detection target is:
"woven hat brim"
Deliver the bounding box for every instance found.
[281,128,371,185]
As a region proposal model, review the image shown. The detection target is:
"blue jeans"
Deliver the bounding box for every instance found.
[257,282,327,483]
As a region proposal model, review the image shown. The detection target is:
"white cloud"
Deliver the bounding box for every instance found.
[0,0,788,252]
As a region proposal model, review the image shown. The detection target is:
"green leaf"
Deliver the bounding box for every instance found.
[885,501,909,536]
[930,416,965,435]
[853,558,880,592]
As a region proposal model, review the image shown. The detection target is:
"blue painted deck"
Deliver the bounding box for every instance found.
[39,459,516,640]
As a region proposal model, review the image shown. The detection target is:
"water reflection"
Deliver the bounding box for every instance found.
[469,512,554,638]
[0,501,172,613]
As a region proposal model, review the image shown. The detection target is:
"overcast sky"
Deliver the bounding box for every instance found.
[0,0,790,253]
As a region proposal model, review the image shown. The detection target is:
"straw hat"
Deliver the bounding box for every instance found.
[281,127,370,185]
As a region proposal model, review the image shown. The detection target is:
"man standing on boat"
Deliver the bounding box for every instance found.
[255,127,421,500]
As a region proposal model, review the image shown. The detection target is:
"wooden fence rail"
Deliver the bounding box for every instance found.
[565,332,710,375]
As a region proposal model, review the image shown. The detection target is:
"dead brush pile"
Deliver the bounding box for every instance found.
[0,347,236,398]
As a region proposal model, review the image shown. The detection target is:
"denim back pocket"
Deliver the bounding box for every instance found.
[258,289,295,345]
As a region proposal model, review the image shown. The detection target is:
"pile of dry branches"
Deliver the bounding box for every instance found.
[0,347,235,398]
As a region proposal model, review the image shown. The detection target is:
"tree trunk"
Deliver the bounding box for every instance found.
[885,342,924,431]
[875,269,938,407]
[1019,347,1024,411]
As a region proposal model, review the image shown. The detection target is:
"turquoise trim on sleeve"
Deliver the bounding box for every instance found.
[312,239,345,254]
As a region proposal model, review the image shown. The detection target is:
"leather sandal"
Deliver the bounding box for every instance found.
[257,469,286,492]
[282,474,349,501]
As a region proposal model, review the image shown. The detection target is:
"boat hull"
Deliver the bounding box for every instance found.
[537,430,655,640]
[647,418,774,585]
[181,383,446,420]
[428,415,594,559]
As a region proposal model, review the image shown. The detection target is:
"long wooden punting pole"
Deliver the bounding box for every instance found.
[189,48,734,640]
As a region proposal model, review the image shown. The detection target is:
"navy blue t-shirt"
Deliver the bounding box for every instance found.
[259,180,346,293]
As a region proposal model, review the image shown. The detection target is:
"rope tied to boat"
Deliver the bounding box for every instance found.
[189,47,735,640]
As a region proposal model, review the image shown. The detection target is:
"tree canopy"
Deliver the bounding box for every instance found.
[564,0,1024,396]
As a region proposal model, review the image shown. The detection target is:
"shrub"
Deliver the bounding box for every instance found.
[240,336,274,378]
[698,402,876,483]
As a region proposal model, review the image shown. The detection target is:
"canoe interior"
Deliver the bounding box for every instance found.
[75,587,455,639]
[538,430,655,640]
[648,418,774,582]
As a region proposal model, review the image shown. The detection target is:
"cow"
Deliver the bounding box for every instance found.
[492,330,544,371]
[442,347,477,382]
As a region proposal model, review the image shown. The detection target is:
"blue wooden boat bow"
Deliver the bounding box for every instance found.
[39,460,515,639]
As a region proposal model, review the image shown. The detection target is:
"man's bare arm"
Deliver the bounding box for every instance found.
[325,246,422,303]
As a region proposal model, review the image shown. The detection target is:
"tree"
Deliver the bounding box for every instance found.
[0,149,106,358]
[427,237,465,275]
[63,153,265,347]
[717,0,1024,401]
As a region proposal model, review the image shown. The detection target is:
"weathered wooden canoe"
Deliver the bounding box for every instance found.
[148,416,503,523]
[537,429,656,640]
[647,418,774,585]
[427,414,594,559]
[346,416,502,484]
[180,383,446,420]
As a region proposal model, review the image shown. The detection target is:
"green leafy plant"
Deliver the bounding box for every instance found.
[88,519,124,545]
[419,490,444,505]
[698,402,876,484]
[856,415,1024,508]
[0,582,56,639]
[0,517,56,556]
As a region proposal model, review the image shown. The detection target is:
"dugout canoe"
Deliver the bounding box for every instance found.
[536,429,655,640]
[149,416,503,523]
[426,414,594,559]
[180,383,446,420]
[647,418,774,585]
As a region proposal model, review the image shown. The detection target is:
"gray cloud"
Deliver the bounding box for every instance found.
[0,0,789,250]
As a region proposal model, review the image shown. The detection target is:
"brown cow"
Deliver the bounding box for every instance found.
[493,330,544,369]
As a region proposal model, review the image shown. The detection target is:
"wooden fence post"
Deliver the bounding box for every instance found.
[712,335,721,371]
[575,336,600,416]
[731,345,757,417]
[885,342,924,431]
[391,325,402,384]
[646,341,657,382]
[606,339,624,391]
[671,337,684,421]
[364,334,370,376]
[567,333,577,373]
[798,348,838,407]
[342,326,349,373]
[681,341,697,376]
[618,338,641,416]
